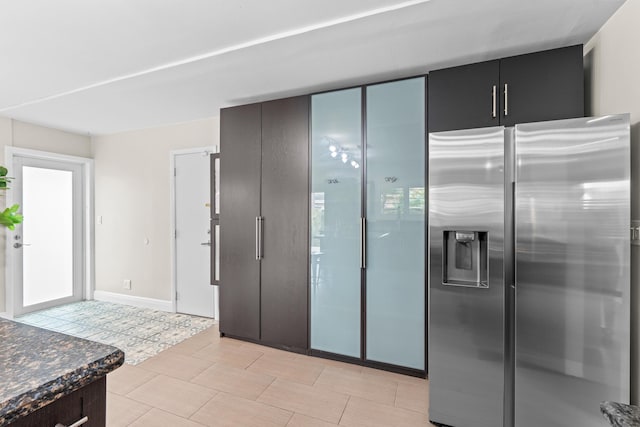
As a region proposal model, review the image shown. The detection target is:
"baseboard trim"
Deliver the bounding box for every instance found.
[93,290,173,312]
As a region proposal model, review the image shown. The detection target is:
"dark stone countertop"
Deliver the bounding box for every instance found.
[601,401,640,427]
[0,318,124,426]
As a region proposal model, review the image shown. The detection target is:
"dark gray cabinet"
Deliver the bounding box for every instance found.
[219,96,309,351]
[429,45,584,132]
[219,103,262,341]
[428,60,500,132]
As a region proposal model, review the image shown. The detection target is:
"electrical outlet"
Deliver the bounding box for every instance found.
[123,279,132,290]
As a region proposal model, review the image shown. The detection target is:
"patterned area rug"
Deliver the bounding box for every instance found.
[16,300,216,365]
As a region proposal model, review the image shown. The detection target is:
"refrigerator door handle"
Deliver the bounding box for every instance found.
[504,83,509,116]
[492,85,497,118]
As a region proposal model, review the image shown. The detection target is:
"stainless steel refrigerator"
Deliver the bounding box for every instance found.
[428,115,630,427]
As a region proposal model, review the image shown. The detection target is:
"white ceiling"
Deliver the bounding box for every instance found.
[0,0,626,135]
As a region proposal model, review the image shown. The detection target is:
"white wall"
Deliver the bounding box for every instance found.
[585,0,640,404]
[92,117,219,302]
[0,117,91,313]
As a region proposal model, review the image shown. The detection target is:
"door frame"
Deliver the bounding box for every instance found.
[4,147,94,318]
[169,146,216,315]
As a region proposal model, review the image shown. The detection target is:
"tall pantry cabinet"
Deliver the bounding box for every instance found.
[219,96,309,351]
[310,77,427,374]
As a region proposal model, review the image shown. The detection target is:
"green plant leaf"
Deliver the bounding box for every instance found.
[0,204,23,229]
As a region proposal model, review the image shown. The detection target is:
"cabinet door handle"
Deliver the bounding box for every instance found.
[55,416,89,427]
[211,224,218,284]
[492,85,497,118]
[504,83,509,116]
[258,217,264,260]
[255,217,260,260]
[360,217,367,269]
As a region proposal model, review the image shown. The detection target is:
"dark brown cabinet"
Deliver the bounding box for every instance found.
[219,96,309,352]
[428,45,584,132]
[9,377,106,427]
[219,103,262,341]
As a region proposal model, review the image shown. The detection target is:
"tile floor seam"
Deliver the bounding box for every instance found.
[251,375,278,401]
[337,395,351,426]
[393,382,399,409]
[284,409,295,426]
[124,404,153,427]
[187,390,220,423]
[118,369,159,397]
[243,351,266,370]
[310,364,326,387]
[255,381,344,423]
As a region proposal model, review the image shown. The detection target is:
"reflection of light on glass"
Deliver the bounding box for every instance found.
[330,151,338,158]
[409,187,425,214]
[485,161,492,169]
[382,188,404,214]
[341,153,348,163]
[311,192,325,251]
[351,160,359,169]
[329,145,337,152]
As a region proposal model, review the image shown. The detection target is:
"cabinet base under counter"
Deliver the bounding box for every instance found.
[7,377,105,427]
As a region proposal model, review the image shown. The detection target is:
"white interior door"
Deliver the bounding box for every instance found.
[175,151,215,318]
[12,156,84,316]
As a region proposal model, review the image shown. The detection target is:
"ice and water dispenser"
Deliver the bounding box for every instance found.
[442,231,488,288]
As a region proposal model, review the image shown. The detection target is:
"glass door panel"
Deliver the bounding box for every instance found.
[310,88,362,358]
[365,78,426,369]
[22,166,74,306]
[12,156,84,316]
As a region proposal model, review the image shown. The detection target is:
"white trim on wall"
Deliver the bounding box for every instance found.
[93,290,172,312]
[4,147,94,319]
[169,145,216,313]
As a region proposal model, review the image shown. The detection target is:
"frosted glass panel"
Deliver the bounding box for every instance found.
[22,166,74,307]
[311,88,362,358]
[365,78,425,369]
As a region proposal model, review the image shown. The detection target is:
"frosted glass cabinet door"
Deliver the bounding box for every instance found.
[365,78,425,370]
[310,88,362,358]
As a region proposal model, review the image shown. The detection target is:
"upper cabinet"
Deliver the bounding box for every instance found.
[428,45,584,132]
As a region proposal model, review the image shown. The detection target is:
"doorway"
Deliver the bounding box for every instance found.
[171,147,218,318]
[6,148,91,317]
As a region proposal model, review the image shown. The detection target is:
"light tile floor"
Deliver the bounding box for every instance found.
[16,301,215,364]
[106,324,436,427]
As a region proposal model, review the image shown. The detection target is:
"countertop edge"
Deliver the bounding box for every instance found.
[0,348,124,427]
[601,401,640,427]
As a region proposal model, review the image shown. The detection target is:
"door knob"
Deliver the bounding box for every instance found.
[13,242,31,248]
[200,242,211,246]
